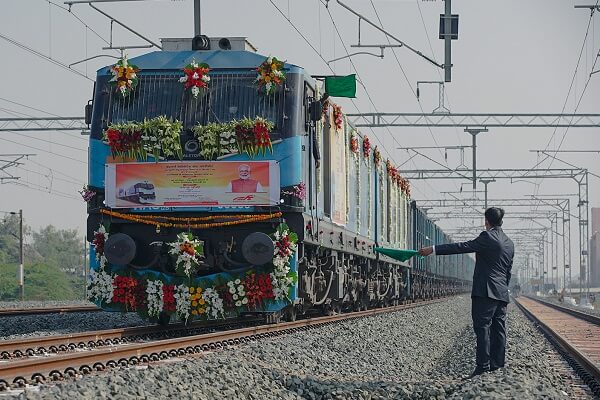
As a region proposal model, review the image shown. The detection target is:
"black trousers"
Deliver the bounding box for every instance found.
[471,296,508,370]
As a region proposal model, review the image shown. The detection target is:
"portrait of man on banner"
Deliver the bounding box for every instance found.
[226,164,266,193]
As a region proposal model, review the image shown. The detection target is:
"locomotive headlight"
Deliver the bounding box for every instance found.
[242,232,275,266]
[104,233,137,266]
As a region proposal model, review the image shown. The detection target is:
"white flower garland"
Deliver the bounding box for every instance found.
[146,280,164,318]
[202,287,224,319]
[355,153,361,232]
[227,278,248,307]
[87,267,114,304]
[174,284,191,322]
[379,172,385,241]
[271,229,297,301]
[94,225,109,269]
[367,161,372,237]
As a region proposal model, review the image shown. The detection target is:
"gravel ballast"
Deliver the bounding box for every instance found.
[7,296,590,399]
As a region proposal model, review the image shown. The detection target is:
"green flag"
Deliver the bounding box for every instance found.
[325,74,356,98]
[374,247,421,262]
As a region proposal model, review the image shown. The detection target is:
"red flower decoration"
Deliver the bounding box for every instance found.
[112,276,145,311]
[362,136,371,159]
[243,273,274,308]
[180,60,210,98]
[350,133,359,155]
[162,284,176,312]
[332,103,343,132]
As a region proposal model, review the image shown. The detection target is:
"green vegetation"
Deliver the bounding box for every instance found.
[0,214,86,301]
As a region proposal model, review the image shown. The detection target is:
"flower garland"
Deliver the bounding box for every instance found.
[373,146,382,169]
[180,59,210,98]
[88,224,298,321]
[367,160,372,236]
[99,209,282,231]
[332,103,343,132]
[349,131,359,158]
[282,182,306,201]
[193,117,274,160]
[109,55,139,98]
[103,117,183,161]
[379,168,385,240]
[226,278,248,307]
[162,284,176,313]
[79,186,95,203]
[139,117,184,161]
[234,117,274,157]
[243,273,274,309]
[112,275,145,311]
[87,267,114,304]
[104,123,142,159]
[355,151,361,232]
[193,122,237,160]
[92,224,109,269]
[189,286,206,317]
[175,284,192,321]
[345,125,351,216]
[146,279,164,318]
[255,56,286,95]
[202,287,225,319]
[168,232,204,278]
[362,136,371,160]
[271,223,298,301]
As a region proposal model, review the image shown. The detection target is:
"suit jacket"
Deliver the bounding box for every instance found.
[435,227,514,303]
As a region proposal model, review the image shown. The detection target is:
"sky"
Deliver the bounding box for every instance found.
[1,0,599,280]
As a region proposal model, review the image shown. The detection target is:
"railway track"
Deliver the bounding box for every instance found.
[516,296,600,396]
[0,298,446,391]
[0,306,100,317]
[0,317,262,360]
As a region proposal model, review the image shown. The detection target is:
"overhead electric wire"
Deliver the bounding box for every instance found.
[14,165,84,186]
[268,0,398,168]
[413,0,464,147]
[0,32,94,82]
[0,136,86,164]
[368,1,480,214]
[44,0,118,52]
[529,3,598,228]
[28,158,85,186]
[8,180,80,201]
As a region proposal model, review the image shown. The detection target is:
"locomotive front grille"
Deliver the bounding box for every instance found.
[105,71,285,131]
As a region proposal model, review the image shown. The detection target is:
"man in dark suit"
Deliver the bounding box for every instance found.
[419,207,514,377]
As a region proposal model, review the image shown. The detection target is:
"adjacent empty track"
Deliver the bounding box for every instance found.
[516,296,600,395]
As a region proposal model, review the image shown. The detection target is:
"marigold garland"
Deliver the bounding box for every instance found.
[255,56,286,95]
[332,103,343,132]
[110,55,139,98]
[100,209,282,229]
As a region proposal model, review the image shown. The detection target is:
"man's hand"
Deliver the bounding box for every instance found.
[419,247,433,256]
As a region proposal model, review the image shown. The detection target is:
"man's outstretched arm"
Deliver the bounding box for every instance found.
[419,231,491,256]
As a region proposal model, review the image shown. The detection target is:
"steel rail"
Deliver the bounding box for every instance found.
[0,298,447,389]
[515,297,600,395]
[524,296,600,327]
[0,306,100,317]
[0,317,261,359]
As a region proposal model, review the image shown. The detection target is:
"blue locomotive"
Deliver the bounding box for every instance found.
[85,37,473,323]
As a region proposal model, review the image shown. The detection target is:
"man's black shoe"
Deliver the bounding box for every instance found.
[469,367,490,378]
[489,366,503,372]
